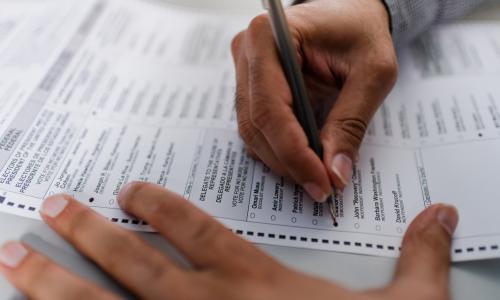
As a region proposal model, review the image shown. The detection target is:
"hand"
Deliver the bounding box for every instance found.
[0,182,458,300]
[231,0,398,201]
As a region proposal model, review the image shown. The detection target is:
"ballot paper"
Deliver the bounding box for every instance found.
[0,0,499,262]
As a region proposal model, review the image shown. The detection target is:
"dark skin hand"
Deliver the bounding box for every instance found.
[0,182,458,300]
[0,2,455,299]
[231,0,398,202]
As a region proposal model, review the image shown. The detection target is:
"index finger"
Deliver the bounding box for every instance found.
[244,14,332,202]
[39,194,185,299]
[117,182,279,273]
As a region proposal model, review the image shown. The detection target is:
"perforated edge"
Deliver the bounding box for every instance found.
[230,228,399,251]
[0,196,37,212]
[1,197,499,255]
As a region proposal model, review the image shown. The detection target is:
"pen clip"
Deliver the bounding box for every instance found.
[261,0,270,10]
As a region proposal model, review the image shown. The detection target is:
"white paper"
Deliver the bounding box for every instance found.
[0,0,499,262]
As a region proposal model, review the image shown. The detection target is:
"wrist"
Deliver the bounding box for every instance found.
[296,0,392,34]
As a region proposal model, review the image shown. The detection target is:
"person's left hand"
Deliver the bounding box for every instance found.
[0,182,457,300]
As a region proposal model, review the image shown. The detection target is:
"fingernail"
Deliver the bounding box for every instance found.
[437,206,459,235]
[331,153,353,186]
[117,182,135,206]
[41,196,68,218]
[303,183,328,202]
[0,242,28,268]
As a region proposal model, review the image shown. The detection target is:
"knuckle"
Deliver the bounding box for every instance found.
[327,118,368,147]
[66,208,95,239]
[247,14,270,38]
[417,229,449,252]
[403,224,451,259]
[250,105,274,131]
[371,54,399,85]
[151,199,188,224]
[191,217,224,247]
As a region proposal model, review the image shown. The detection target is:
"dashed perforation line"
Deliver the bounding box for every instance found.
[229,229,500,255]
[229,228,399,252]
[454,244,499,254]
[0,196,37,212]
[0,198,498,255]
[109,217,148,226]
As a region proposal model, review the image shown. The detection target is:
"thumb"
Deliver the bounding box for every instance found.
[321,61,397,189]
[392,204,459,299]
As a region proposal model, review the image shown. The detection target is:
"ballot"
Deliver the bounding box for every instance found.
[0,0,499,262]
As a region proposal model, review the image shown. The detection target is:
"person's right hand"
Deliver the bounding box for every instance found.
[231,0,398,202]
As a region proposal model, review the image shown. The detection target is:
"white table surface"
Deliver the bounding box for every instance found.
[1,0,500,299]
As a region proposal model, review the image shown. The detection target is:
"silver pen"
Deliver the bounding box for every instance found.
[262,0,339,226]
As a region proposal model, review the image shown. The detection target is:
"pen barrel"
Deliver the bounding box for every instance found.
[265,0,324,160]
[290,85,324,158]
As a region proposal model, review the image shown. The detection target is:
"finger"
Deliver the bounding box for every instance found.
[231,30,245,64]
[0,241,118,300]
[245,14,332,202]
[118,182,278,272]
[321,49,398,189]
[233,33,290,177]
[392,204,458,299]
[39,194,186,299]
